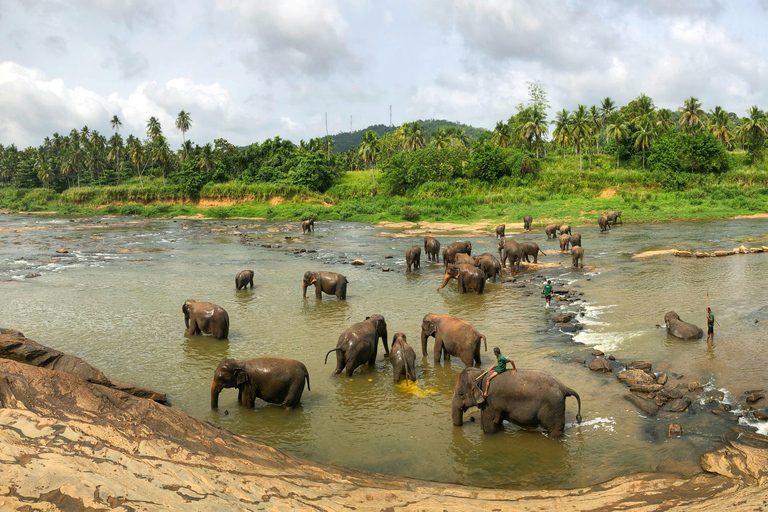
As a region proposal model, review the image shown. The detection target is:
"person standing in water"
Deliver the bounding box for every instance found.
[483,347,516,397]
[706,307,715,343]
[543,280,553,308]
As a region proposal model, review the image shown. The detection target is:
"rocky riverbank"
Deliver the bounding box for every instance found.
[2,328,768,511]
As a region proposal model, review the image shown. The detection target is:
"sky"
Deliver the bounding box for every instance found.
[1,0,768,149]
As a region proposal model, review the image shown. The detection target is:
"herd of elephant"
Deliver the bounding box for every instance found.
[184,215,603,438]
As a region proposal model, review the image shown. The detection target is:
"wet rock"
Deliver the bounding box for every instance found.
[608,354,615,361]
[261,243,271,248]
[668,424,683,437]
[626,361,652,373]
[672,250,692,257]
[659,387,684,400]
[512,283,526,288]
[688,382,704,392]
[754,410,768,421]
[588,357,611,373]
[273,244,281,248]
[592,350,604,357]
[617,369,655,387]
[624,394,659,416]
[750,248,764,254]
[553,313,572,323]
[735,245,749,254]
[609,361,625,373]
[630,384,664,394]
[503,277,516,283]
[746,392,765,404]
[382,268,392,272]
[349,259,363,265]
[559,323,577,333]
[56,248,68,253]
[25,273,41,278]
[656,373,668,385]
[694,252,709,258]
[713,251,728,257]
[662,398,691,412]
[705,389,725,402]
[552,287,570,294]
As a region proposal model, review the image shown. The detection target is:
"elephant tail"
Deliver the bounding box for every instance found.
[480,334,487,351]
[305,370,311,391]
[324,348,342,364]
[564,386,582,424]
[539,249,546,255]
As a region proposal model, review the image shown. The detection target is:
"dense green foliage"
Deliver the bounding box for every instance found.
[331,120,485,153]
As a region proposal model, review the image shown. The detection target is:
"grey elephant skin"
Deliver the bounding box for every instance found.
[424,236,441,262]
[326,315,389,376]
[454,253,475,266]
[571,233,582,247]
[303,271,348,300]
[598,215,610,232]
[523,215,533,230]
[452,367,582,437]
[235,270,254,290]
[571,246,584,268]
[495,224,506,238]
[605,211,622,225]
[183,300,229,340]
[210,357,309,410]
[472,253,503,282]
[302,219,314,233]
[545,224,560,239]
[405,246,421,272]
[421,313,486,366]
[665,311,703,340]
[390,333,417,383]
[520,241,545,263]
[559,234,571,252]
[437,264,485,294]
[498,238,523,272]
[442,241,472,266]
[559,225,571,235]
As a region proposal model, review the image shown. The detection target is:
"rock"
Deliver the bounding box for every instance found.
[688,382,704,392]
[503,277,516,283]
[713,251,728,257]
[750,248,763,253]
[588,357,611,373]
[512,283,526,288]
[626,361,652,373]
[617,369,655,387]
[705,389,725,402]
[624,394,659,416]
[261,243,271,248]
[737,245,749,254]
[608,355,616,361]
[673,250,692,257]
[351,259,365,265]
[273,244,281,248]
[552,286,570,295]
[630,384,665,394]
[382,268,392,272]
[559,323,577,333]
[754,410,768,421]
[592,350,604,357]
[609,361,625,373]
[662,398,691,412]
[668,424,683,437]
[694,252,709,258]
[746,392,765,404]
[659,387,684,400]
[553,313,572,323]
[25,273,41,278]
[656,373,668,385]
[56,248,68,253]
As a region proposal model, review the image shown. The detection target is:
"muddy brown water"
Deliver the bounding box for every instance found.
[2,214,768,490]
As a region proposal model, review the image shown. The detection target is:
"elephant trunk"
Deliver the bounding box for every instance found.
[421,329,430,357]
[451,393,465,426]
[437,273,451,291]
[381,327,389,357]
[302,281,308,298]
[210,381,223,410]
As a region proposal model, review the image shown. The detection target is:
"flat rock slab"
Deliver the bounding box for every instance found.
[618,369,656,387]
[626,361,653,373]
[589,357,611,373]
[624,394,659,416]
[662,398,692,412]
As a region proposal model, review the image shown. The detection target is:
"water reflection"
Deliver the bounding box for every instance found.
[182,336,231,365]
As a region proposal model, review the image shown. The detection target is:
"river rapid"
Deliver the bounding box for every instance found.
[2,214,768,490]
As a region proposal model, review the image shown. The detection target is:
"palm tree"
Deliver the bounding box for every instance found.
[707,106,734,146]
[656,109,674,131]
[490,121,511,149]
[398,122,426,153]
[551,109,571,157]
[445,127,469,147]
[146,116,162,141]
[569,105,590,172]
[605,112,630,169]
[600,97,616,123]
[741,106,767,161]
[107,134,123,183]
[151,135,172,184]
[523,105,549,158]
[633,116,654,169]
[679,97,706,134]
[176,111,192,159]
[358,130,380,184]
[588,105,603,154]
[196,143,216,173]
[632,93,655,119]
[35,152,51,189]
[431,128,449,149]
[128,139,147,186]
[110,115,122,134]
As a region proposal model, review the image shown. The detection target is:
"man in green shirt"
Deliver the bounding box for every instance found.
[483,347,516,397]
[543,280,553,308]
[706,307,715,342]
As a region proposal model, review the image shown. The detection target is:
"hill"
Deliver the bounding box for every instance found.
[331,119,487,153]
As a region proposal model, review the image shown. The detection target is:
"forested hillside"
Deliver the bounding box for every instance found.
[331,120,486,153]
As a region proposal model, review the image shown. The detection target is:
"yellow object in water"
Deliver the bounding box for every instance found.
[397,380,437,398]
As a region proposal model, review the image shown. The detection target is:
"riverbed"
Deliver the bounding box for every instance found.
[2,214,767,490]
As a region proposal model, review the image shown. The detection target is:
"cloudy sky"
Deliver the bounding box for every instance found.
[2,0,768,148]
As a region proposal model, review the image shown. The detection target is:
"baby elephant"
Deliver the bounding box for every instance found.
[211,357,310,410]
[406,246,421,272]
[390,333,417,384]
[559,234,571,252]
[571,246,584,268]
[302,219,314,233]
[495,224,506,238]
[303,271,348,300]
[235,269,254,290]
[183,300,229,340]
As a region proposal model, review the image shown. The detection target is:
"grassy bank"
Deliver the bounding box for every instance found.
[2,155,768,228]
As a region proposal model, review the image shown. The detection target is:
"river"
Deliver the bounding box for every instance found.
[2,214,767,490]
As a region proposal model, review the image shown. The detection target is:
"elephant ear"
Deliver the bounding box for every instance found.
[235,370,248,386]
[471,382,486,405]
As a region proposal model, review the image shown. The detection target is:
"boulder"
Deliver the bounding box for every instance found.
[625,361,652,373]
[609,361,626,374]
[713,251,728,257]
[750,248,764,254]
[662,398,691,412]
[705,389,725,402]
[553,313,572,323]
[624,394,659,416]
[351,259,365,265]
[592,350,604,357]
[656,373,668,385]
[659,387,684,401]
[617,369,655,387]
[559,323,577,333]
[56,248,68,253]
[668,424,683,437]
[746,392,765,404]
[673,250,692,257]
[754,410,768,421]
[552,287,570,295]
[694,252,710,258]
[688,382,703,392]
[630,384,665,394]
[588,357,611,373]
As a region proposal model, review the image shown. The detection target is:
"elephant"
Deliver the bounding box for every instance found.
[523,215,533,231]
[598,215,610,232]
[235,270,254,290]
[495,224,506,238]
[545,224,560,239]
[183,300,229,340]
[571,233,582,247]
[421,313,487,366]
[454,253,475,265]
[472,253,503,282]
[437,264,485,294]
[302,219,314,233]
[559,225,572,235]
[520,241,545,264]
[665,311,704,340]
[605,211,623,225]
[390,332,417,384]
[210,357,310,411]
[325,315,389,376]
[498,238,523,272]
[571,246,584,268]
[559,234,571,252]
[406,246,421,272]
[443,241,472,266]
[452,367,582,437]
[424,236,441,262]
[302,271,348,300]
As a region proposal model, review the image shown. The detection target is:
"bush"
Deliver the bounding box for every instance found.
[119,204,145,216]
[287,153,338,192]
[173,160,206,197]
[401,205,420,221]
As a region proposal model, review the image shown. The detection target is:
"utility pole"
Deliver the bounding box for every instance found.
[350,115,352,133]
[389,105,392,127]
[325,112,330,162]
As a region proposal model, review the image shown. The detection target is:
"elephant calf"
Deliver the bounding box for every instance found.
[571,233,582,248]
[495,224,506,238]
[559,234,571,252]
[473,253,503,282]
[598,215,610,232]
[302,219,314,233]
[665,311,704,340]
[520,241,545,264]
[545,224,560,239]
[235,269,254,290]
[390,333,417,384]
[523,215,533,231]
[571,246,584,268]
[326,315,389,376]
[211,357,310,411]
[421,313,486,367]
[406,246,421,272]
[303,271,348,300]
[183,300,229,340]
[424,236,441,262]
[437,264,485,294]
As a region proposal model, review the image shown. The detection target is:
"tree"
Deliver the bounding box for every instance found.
[110,115,122,134]
[656,109,674,131]
[445,127,469,147]
[151,135,172,183]
[175,111,192,160]
[741,106,767,161]
[490,121,511,149]
[358,130,380,184]
[679,97,706,134]
[107,133,123,183]
[398,121,426,153]
[633,116,654,169]
[522,105,549,158]
[605,112,630,168]
[196,143,216,173]
[35,152,51,189]
[146,116,162,141]
[128,139,147,186]
[588,105,603,154]
[551,109,571,157]
[600,97,616,123]
[707,106,735,147]
[431,128,449,149]
[568,105,589,172]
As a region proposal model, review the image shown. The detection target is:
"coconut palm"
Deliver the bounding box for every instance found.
[741,106,767,161]
[445,127,469,147]
[146,116,162,141]
[151,135,172,184]
[605,112,630,169]
[551,109,571,157]
[707,106,734,146]
[679,97,706,134]
[398,122,426,153]
[588,105,603,154]
[569,105,590,172]
[656,109,674,131]
[431,128,449,149]
[523,105,549,158]
[176,111,192,159]
[632,93,655,119]
[196,143,216,173]
[490,121,511,149]
[110,115,122,134]
[633,116,654,169]
[600,97,616,123]
[35,152,51,189]
[358,130,380,184]
[128,140,147,186]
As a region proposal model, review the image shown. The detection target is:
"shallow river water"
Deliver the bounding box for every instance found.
[2,214,768,490]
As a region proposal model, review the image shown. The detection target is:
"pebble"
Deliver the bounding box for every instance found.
[668,424,683,437]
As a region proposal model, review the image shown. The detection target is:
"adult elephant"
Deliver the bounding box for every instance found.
[443,241,472,266]
[605,211,623,225]
[424,236,441,262]
[544,224,560,239]
[406,246,421,272]
[520,241,545,264]
[302,271,348,300]
[325,315,389,376]
[498,238,523,272]
[559,234,571,252]
[665,311,704,340]
[235,270,254,290]
[390,332,417,384]
[437,264,485,294]
[183,300,229,340]
[523,215,533,231]
[571,246,584,268]
[454,253,475,265]
[495,224,506,238]
[598,215,610,232]
[302,219,314,233]
[421,313,487,367]
[571,233,582,248]
[210,357,309,411]
[473,253,503,282]
[452,367,582,437]
[559,225,571,235]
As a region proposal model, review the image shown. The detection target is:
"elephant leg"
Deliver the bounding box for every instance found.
[282,380,304,409]
[345,360,358,377]
[474,344,482,366]
[333,352,345,376]
[481,408,502,434]
[457,275,465,294]
[237,386,243,405]
[460,351,473,367]
[187,319,197,336]
[433,339,444,363]
[338,281,347,300]
[315,285,323,299]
